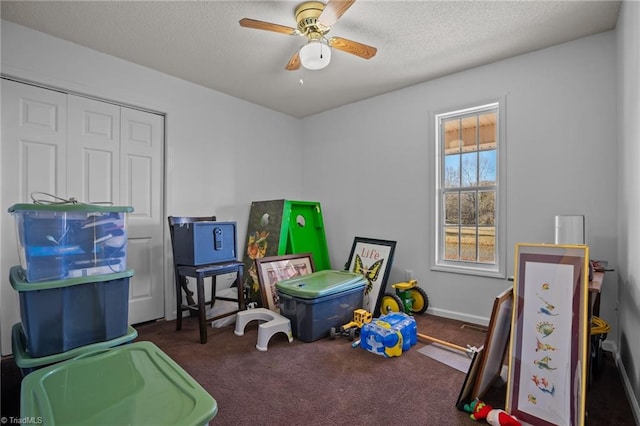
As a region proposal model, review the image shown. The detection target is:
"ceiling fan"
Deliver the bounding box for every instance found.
[239,0,377,71]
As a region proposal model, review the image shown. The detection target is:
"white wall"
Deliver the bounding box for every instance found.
[0,20,303,354]
[302,32,619,327]
[617,1,640,421]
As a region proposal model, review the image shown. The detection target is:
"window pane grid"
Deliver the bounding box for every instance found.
[437,104,499,270]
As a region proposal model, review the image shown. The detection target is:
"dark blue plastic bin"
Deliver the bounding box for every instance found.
[9,266,133,357]
[276,271,366,342]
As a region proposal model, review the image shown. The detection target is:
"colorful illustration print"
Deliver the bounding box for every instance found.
[533,355,557,371]
[353,254,383,295]
[537,294,558,316]
[535,337,557,352]
[246,231,270,295]
[519,259,575,424]
[536,321,555,338]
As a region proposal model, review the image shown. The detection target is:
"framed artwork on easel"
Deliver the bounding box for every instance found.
[506,243,589,426]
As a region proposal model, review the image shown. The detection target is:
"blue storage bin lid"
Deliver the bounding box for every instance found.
[276,270,366,299]
[9,203,133,213]
[9,265,134,292]
[20,341,217,426]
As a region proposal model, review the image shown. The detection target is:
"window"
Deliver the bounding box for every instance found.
[434,102,504,277]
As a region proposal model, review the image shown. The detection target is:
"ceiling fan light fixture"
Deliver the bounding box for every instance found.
[299,40,331,70]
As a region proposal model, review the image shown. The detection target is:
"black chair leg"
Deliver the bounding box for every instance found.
[175,272,183,331]
[197,276,207,344]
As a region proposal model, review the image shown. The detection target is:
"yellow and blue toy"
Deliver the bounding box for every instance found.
[359,312,417,358]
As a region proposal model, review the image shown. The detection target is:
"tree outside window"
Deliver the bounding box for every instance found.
[436,104,501,272]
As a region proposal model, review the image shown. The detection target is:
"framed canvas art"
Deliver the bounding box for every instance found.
[506,243,589,426]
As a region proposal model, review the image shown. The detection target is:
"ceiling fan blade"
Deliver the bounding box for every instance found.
[285,51,301,71]
[328,36,377,59]
[239,18,297,35]
[317,0,357,27]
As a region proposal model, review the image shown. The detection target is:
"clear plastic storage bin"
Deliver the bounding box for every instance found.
[9,203,133,282]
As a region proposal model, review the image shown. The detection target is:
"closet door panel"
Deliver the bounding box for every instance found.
[67,95,120,203]
[1,80,67,354]
[120,106,164,323]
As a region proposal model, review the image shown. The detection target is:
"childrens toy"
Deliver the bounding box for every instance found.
[380,279,429,315]
[329,308,372,341]
[463,399,521,426]
[486,409,521,426]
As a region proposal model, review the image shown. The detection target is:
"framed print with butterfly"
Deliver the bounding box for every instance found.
[345,237,396,316]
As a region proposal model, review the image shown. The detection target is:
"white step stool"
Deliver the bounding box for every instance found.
[234,308,293,351]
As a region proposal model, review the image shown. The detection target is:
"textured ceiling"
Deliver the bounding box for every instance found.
[0,1,621,118]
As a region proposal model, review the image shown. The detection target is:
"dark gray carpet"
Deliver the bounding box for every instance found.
[2,313,635,425]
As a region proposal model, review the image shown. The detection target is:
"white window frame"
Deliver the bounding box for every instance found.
[432,100,506,278]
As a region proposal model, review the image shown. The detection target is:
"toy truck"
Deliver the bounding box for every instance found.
[329,309,373,341]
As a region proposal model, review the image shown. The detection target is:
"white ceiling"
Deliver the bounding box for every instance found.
[0,1,621,118]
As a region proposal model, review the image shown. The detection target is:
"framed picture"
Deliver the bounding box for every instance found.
[345,237,396,316]
[506,243,589,426]
[455,346,485,410]
[472,286,513,401]
[255,253,315,313]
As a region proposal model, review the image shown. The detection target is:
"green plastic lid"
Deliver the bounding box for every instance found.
[10,266,134,292]
[12,323,138,369]
[9,203,133,213]
[20,341,218,426]
[276,270,366,299]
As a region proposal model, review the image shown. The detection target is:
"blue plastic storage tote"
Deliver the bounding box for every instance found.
[276,270,366,342]
[10,266,132,357]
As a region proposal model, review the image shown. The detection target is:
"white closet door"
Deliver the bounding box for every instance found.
[1,80,68,353]
[120,106,164,323]
[67,95,120,203]
[0,80,165,354]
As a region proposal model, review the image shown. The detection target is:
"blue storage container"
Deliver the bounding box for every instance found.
[11,323,138,376]
[172,221,237,265]
[8,204,133,282]
[9,266,132,357]
[276,270,366,342]
[360,312,418,358]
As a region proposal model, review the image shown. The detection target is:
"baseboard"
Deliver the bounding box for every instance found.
[427,307,490,328]
[606,343,640,425]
